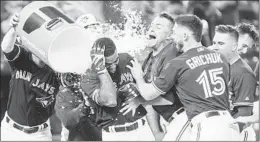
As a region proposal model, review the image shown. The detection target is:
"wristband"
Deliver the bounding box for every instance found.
[97,69,107,75]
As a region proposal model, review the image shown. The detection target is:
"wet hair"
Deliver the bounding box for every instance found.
[236,23,259,43]
[93,37,116,57]
[215,25,239,41]
[175,14,203,42]
[193,4,206,20]
[159,12,175,26]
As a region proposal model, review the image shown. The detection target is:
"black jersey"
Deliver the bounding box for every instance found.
[3,44,59,126]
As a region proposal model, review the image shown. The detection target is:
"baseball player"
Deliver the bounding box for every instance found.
[236,61,259,124]
[128,14,241,141]
[55,73,103,141]
[1,13,60,141]
[80,37,155,141]
[57,13,102,141]
[212,25,257,119]
[209,24,258,141]
[236,23,259,55]
[121,12,189,141]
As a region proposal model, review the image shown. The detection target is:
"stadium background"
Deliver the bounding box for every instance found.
[0,1,259,141]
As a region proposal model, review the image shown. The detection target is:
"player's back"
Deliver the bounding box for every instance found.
[173,46,230,120]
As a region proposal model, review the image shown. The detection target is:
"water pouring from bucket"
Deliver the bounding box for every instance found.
[15,1,93,74]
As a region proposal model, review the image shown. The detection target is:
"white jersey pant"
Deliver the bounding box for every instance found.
[60,124,69,141]
[162,110,191,141]
[240,124,256,141]
[1,112,52,141]
[189,110,241,141]
[102,117,155,141]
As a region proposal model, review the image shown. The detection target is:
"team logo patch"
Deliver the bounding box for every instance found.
[36,95,55,108]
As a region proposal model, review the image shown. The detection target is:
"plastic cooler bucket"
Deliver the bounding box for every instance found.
[16,1,94,73]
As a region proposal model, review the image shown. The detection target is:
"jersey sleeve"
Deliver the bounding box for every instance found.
[152,60,180,94]
[233,73,256,107]
[3,43,29,70]
[80,69,100,101]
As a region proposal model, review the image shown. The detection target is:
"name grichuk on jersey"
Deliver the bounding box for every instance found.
[152,46,230,120]
[3,43,59,126]
[81,53,147,127]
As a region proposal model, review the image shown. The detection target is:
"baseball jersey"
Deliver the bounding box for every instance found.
[55,87,102,141]
[81,53,147,126]
[142,41,183,121]
[152,46,230,120]
[254,61,259,83]
[3,44,59,126]
[229,58,256,113]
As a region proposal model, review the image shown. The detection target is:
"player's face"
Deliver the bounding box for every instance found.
[237,33,254,54]
[105,52,119,74]
[212,32,237,58]
[147,17,172,49]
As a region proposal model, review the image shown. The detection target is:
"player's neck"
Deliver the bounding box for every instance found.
[152,40,170,56]
[183,40,202,53]
[229,53,241,65]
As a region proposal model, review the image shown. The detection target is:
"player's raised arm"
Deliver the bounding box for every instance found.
[1,13,19,53]
[81,39,117,107]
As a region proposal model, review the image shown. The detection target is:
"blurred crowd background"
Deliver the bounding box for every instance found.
[1,1,259,141]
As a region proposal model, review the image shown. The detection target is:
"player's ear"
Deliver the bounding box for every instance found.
[231,43,238,52]
[183,33,189,42]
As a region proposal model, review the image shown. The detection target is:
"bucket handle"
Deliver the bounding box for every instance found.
[46,17,63,31]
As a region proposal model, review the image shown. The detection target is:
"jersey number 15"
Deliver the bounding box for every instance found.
[196,67,226,98]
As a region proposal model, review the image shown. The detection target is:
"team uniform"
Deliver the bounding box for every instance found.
[151,46,240,141]
[229,58,256,115]
[228,58,257,141]
[81,53,154,141]
[55,87,102,141]
[142,41,190,141]
[1,43,59,141]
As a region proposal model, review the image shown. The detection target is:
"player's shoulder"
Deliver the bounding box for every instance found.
[232,58,255,77]
[161,40,178,58]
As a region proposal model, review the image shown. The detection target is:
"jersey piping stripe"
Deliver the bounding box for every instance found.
[244,131,248,141]
[151,81,166,94]
[176,120,190,141]
[7,45,21,61]
[233,102,254,107]
[196,123,201,141]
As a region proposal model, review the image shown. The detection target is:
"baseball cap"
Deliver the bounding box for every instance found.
[75,14,100,28]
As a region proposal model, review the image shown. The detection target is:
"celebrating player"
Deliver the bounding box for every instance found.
[212,25,257,118]
[0,13,59,141]
[128,14,241,141]
[79,37,154,141]
[55,73,103,141]
[121,12,188,141]
[236,23,259,54]
[56,13,103,141]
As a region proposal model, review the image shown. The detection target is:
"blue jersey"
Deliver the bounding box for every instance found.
[152,46,230,120]
[3,44,59,126]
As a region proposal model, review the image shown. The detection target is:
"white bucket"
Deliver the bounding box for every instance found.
[16,1,94,73]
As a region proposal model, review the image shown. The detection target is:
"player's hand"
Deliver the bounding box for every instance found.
[9,13,20,30]
[120,97,141,116]
[90,43,106,74]
[126,58,144,80]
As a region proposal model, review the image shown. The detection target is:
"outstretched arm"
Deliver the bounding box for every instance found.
[1,13,19,53]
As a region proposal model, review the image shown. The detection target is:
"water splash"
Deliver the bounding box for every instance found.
[101,2,149,57]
